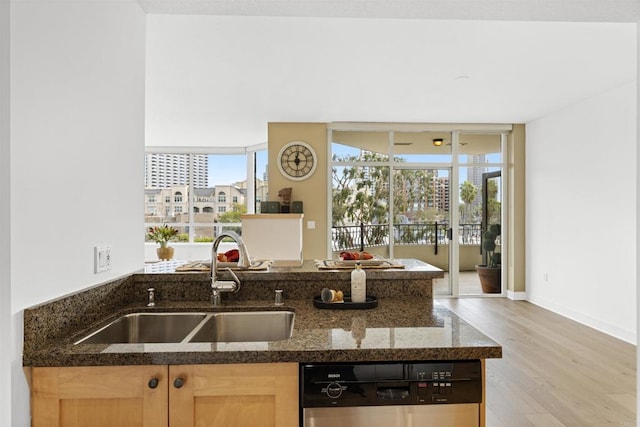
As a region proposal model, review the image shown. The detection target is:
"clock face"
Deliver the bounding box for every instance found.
[277,141,317,181]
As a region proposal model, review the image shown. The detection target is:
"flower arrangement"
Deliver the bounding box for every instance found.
[146,224,179,248]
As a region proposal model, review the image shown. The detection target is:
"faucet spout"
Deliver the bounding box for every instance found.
[210,230,250,306]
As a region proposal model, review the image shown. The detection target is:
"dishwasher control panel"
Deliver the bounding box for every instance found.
[301,360,482,408]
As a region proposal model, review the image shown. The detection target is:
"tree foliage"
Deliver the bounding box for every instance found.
[332,153,441,227]
[218,203,247,223]
[486,179,501,225]
[459,180,477,222]
[332,152,390,226]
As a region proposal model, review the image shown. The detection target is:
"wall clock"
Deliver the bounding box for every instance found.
[277,141,317,181]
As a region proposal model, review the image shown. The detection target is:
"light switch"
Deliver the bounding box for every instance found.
[94,245,112,273]
[307,221,316,229]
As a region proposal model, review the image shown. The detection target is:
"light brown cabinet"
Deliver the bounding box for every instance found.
[31,365,168,427]
[31,363,298,427]
[170,363,298,427]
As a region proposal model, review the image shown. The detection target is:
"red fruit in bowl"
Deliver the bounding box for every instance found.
[224,249,240,262]
[340,251,362,260]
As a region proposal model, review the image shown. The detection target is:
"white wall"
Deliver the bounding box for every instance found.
[527,81,637,343]
[8,1,146,425]
[0,0,11,425]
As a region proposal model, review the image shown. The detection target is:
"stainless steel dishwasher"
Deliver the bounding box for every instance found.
[300,360,482,427]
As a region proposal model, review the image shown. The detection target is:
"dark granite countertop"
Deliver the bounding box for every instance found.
[23,259,501,367]
[25,298,501,367]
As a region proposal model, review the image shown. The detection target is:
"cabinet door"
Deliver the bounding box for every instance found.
[169,363,298,427]
[31,365,168,427]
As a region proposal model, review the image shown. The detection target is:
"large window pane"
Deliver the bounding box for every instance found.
[145,151,267,244]
[332,164,390,258]
[458,166,502,295]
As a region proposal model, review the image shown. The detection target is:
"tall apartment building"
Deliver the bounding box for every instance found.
[467,154,487,190]
[431,175,450,212]
[145,153,208,188]
[467,154,487,211]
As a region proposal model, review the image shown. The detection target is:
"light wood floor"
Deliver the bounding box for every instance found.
[436,298,636,427]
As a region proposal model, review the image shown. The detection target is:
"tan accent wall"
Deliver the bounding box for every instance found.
[508,124,526,293]
[268,123,328,260]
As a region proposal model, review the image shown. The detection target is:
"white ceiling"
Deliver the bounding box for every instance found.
[142,2,637,147]
[138,0,639,23]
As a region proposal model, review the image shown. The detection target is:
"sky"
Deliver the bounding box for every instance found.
[207,152,268,186]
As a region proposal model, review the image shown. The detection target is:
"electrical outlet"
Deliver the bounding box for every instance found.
[95,245,112,273]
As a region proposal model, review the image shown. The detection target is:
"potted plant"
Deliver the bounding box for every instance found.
[475,223,501,293]
[146,224,179,260]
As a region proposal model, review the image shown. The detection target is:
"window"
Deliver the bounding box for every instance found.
[144,149,267,244]
[330,125,508,297]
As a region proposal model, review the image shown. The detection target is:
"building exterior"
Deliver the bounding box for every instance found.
[145,153,208,188]
[467,154,487,211]
[145,184,247,222]
[431,174,450,213]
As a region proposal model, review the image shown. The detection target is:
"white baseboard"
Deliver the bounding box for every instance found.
[507,290,527,300]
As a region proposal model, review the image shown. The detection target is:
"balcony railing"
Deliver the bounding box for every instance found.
[332,223,390,251]
[331,223,483,252]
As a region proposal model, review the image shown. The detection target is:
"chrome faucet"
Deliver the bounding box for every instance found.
[211,231,251,306]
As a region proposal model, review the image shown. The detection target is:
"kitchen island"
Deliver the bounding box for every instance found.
[24,259,500,366]
[24,259,501,427]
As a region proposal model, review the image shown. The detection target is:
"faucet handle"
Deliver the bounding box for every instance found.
[147,288,155,307]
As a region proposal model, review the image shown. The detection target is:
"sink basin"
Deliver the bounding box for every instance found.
[75,312,208,344]
[188,311,295,343]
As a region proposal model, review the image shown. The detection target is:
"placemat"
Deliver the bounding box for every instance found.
[315,260,405,270]
[175,260,271,272]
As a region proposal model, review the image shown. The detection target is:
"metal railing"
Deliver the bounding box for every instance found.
[331,223,483,252]
[331,223,390,251]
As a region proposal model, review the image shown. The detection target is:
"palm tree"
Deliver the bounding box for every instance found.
[459,180,477,223]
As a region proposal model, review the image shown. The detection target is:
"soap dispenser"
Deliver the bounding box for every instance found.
[350,262,366,303]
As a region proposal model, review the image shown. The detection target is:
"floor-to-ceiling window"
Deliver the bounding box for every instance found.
[329,124,509,297]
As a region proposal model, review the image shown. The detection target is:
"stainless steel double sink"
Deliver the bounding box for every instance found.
[75,310,295,345]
